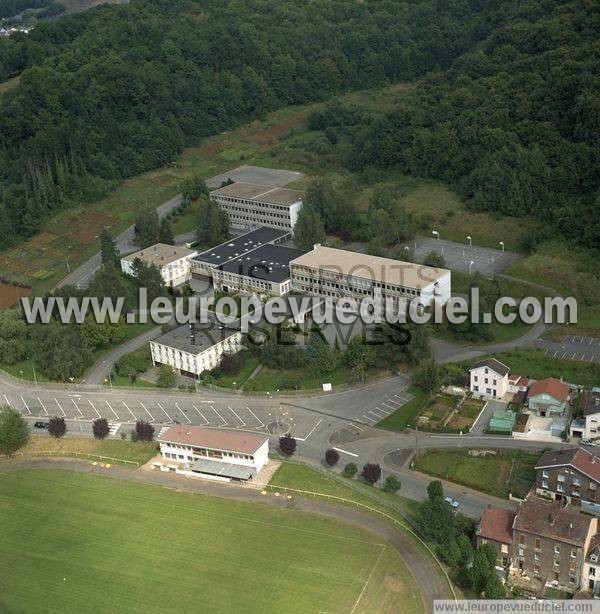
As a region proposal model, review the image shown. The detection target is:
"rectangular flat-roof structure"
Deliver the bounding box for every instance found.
[158,425,269,455]
[290,245,449,289]
[153,320,239,356]
[206,165,303,189]
[219,244,305,283]
[193,227,289,267]
[190,458,255,480]
[121,243,196,267]
[211,182,303,207]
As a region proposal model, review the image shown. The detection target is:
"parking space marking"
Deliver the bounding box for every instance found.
[88,399,101,419]
[210,405,227,426]
[37,397,48,416]
[295,419,322,442]
[192,404,209,426]
[361,414,377,423]
[54,398,66,418]
[20,396,31,415]
[351,423,364,432]
[139,402,155,423]
[156,402,171,422]
[246,407,265,428]
[387,398,402,406]
[368,410,384,420]
[175,402,192,424]
[371,408,388,418]
[228,406,246,427]
[71,398,84,419]
[105,400,119,420]
[381,402,397,411]
[3,394,11,408]
[333,446,359,458]
[121,401,137,421]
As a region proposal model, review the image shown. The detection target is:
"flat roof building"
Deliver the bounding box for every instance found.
[157,425,269,481]
[210,182,303,233]
[121,243,197,287]
[150,318,242,378]
[289,244,451,307]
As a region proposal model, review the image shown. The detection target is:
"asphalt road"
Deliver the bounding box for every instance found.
[533,335,600,365]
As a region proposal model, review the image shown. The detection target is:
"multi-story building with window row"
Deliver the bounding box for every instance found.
[289,244,451,308]
[210,182,303,233]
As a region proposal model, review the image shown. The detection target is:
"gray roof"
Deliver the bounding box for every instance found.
[193,227,289,267]
[152,320,239,355]
[471,358,510,377]
[210,182,304,207]
[218,244,305,283]
[191,458,255,480]
[121,243,196,266]
[205,165,303,189]
[584,390,600,417]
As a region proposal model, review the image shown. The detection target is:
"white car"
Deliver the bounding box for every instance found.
[580,439,597,447]
[444,496,460,510]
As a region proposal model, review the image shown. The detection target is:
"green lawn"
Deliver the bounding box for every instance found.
[456,348,600,387]
[377,386,429,432]
[414,449,540,499]
[22,436,158,466]
[0,469,422,613]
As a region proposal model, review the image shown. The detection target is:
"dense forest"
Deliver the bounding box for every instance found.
[0,0,598,250]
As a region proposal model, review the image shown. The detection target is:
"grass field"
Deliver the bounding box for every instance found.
[0,469,422,613]
[20,436,157,466]
[455,349,600,387]
[414,449,540,499]
[377,386,429,432]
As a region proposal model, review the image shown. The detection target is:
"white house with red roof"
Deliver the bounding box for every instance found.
[469,358,510,399]
[527,377,570,417]
[157,425,269,482]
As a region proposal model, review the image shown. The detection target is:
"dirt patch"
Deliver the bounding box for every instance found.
[31,231,57,246]
[248,113,309,149]
[384,575,406,593]
[183,140,222,159]
[0,283,31,309]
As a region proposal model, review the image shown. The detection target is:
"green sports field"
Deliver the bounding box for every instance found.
[0,470,422,613]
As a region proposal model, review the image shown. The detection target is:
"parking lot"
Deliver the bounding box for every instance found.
[5,391,324,441]
[539,335,600,363]
[409,237,521,276]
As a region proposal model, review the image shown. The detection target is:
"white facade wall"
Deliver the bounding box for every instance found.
[212,268,289,297]
[586,412,600,440]
[159,439,269,474]
[150,331,242,376]
[121,252,197,287]
[470,366,508,399]
[289,264,451,309]
[211,193,301,233]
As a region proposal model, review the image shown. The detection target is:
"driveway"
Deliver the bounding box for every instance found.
[469,399,506,436]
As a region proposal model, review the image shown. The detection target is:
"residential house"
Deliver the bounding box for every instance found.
[527,378,569,417]
[469,358,510,399]
[508,375,529,394]
[582,388,600,440]
[512,499,597,590]
[535,448,600,514]
[476,507,516,568]
[583,536,600,596]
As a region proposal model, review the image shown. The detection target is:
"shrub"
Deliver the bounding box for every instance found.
[361,463,381,485]
[279,434,297,456]
[114,346,152,377]
[135,420,155,442]
[0,405,29,455]
[325,448,340,466]
[92,418,110,439]
[219,352,243,375]
[156,364,177,388]
[48,416,66,438]
[343,463,358,478]
[383,474,401,493]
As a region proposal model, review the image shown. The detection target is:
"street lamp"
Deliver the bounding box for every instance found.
[467,235,472,247]
[469,260,475,274]
[432,230,439,240]
[499,241,505,252]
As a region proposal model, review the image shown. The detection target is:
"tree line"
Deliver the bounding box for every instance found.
[0,0,508,248]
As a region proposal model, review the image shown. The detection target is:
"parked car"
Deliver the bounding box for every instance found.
[444,496,460,510]
[33,421,50,429]
[580,439,597,447]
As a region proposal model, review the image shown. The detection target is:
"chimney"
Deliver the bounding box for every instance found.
[189,322,196,346]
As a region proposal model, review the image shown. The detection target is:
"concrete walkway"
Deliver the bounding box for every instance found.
[0,458,454,607]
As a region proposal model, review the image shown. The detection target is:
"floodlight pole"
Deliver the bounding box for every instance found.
[467,235,472,247]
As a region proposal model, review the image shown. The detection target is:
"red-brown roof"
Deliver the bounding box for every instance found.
[528,377,569,402]
[477,507,516,544]
[508,374,529,387]
[158,425,269,455]
[535,448,600,483]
